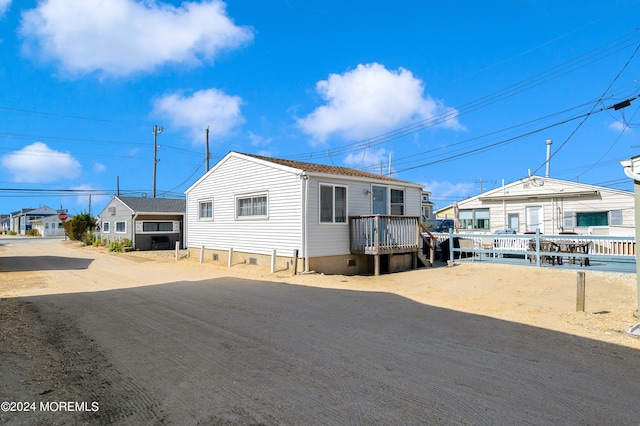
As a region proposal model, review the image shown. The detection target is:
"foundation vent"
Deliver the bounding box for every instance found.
[347,258,357,267]
[212,253,219,261]
[249,257,257,265]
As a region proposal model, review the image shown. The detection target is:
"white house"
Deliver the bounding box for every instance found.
[185,152,426,275]
[435,175,635,236]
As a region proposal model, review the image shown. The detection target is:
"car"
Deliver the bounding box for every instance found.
[424,218,454,233]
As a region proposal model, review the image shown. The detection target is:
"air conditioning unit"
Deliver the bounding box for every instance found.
[108,207,116,216]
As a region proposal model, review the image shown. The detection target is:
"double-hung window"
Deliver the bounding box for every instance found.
[199,199,213,220]
[320,184,347,223]
[236,193,268,219]
[115,221,126,233]
[390,189,404,215]
[102,222,110,233]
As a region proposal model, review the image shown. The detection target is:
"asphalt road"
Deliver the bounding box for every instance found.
[2,238,640,425]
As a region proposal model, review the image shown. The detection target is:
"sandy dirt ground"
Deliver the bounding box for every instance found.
[1,236,640,425]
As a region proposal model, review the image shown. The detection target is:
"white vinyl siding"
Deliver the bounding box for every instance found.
[186,155,301,255]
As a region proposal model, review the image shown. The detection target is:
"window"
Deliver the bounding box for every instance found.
[390,189,405,215]
[115,221,126,233]
[320,184,347,223]
[142,222,173,232]
[563,211,575,230]
[576,211,608,227]
[198,200,213,220]
[508,213,519,230]
[459,208,490,229]
[610,210,623,226]
[236,193,268,218]
[474,209,490,230]
[459,210,473,229]
[102,222,110,233]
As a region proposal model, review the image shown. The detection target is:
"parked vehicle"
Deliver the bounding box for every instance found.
[424,219,454,233]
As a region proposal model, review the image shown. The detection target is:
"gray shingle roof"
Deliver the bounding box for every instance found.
[117,196,185,213]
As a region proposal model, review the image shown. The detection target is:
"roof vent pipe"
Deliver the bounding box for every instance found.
[545,139,552,178]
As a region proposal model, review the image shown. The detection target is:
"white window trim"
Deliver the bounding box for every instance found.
[235,192,269,220]
[389,187,405,216]
[102,221,110,233]
[319,183,348,225]
[198,198,213,221]
[115,221,127,234]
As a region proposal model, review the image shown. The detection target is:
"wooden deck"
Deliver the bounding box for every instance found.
[349,215,431,275]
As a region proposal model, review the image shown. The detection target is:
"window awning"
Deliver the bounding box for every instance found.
[478,190,599,202]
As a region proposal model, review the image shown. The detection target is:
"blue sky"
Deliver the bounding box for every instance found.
[0,0,639,216]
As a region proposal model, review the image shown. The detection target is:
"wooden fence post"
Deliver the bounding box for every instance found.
[292,249,298,275]
[199,246,205,264]
[577,271,586,312]
[271,249,276,273]
[228,248,233,267]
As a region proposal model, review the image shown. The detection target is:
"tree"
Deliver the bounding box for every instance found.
[63,212,96,241]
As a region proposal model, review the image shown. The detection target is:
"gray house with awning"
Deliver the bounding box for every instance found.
[97,196,185,250]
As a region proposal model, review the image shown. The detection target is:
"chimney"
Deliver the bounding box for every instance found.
[545,139,552,178]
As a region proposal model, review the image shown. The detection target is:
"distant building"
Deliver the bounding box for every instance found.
[435,176,634,236]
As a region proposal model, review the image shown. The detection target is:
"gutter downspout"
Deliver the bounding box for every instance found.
[301,172,310,273]
[302,172,309,274]
[132,213,138,249]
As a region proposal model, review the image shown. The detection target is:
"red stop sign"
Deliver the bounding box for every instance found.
[58,213,68,221]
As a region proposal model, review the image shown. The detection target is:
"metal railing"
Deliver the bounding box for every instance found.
[433,230,636,267]
[350,215,420,255]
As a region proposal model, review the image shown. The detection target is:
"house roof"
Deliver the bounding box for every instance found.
[435,175,632,214]
[243,153,417,185]
[116,196,185,214]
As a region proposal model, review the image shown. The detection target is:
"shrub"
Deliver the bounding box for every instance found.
[107,238,132,253]
[26,228,41,237]
[8,230,17,236]
[63,212,96,241]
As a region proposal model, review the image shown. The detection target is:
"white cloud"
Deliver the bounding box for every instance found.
[71,184,109,212]
[93,162,106,173]
[1,142,81,183]
[608,120,632,134]
[152,88,244,143]
[248,131,273,147]
[0,0,11,18]
[19,0,253,77]
[423,180,474,204]
[343,147,388,169]
[297,63,462,144]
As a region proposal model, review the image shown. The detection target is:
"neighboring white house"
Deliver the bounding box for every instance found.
[185,152,425,275]
[30,215,67,237]
[435,175,635,236]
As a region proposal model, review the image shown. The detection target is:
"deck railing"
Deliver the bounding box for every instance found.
[350,215,420,255]
[434,230,636,267]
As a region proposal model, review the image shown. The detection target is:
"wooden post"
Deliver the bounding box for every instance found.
[535,228,541,267]
[374,254,380,276]
[271,249,276,273]
[292,249,298,275]
[228,248,233,267]
[199,245,205,264]
[577,271,586,312]
[175,241,180,261]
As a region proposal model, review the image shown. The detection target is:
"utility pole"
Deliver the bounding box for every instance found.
[152,124,163,198]
[205,127,210,171]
